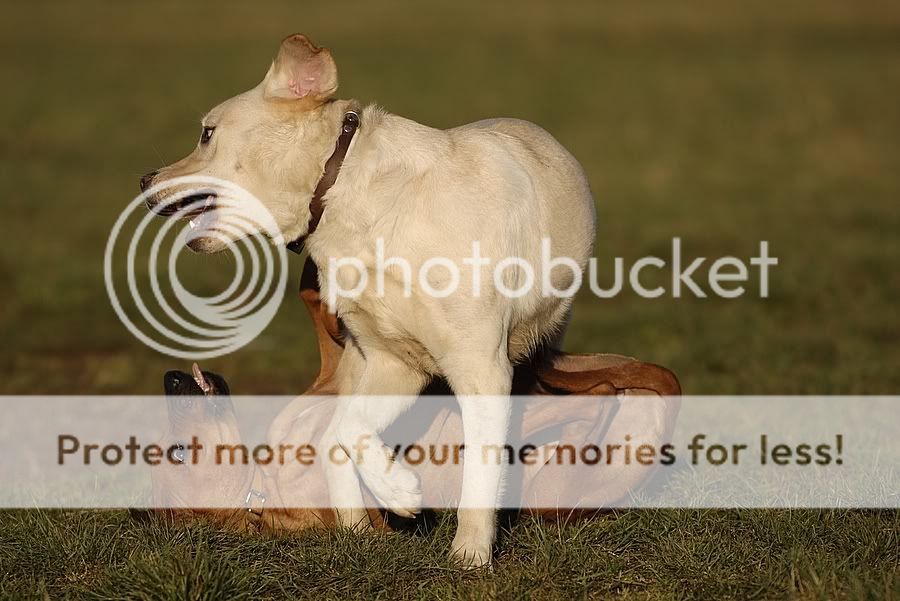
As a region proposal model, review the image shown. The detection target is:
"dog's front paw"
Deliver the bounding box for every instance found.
[449,535,492,569]
[359,463,422,519]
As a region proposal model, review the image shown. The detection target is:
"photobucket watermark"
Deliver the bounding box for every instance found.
[107,175,778,359]
[326,237,778,305]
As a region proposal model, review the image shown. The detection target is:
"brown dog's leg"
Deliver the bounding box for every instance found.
[534,351,681,398]
[299,258,345,394]
[516,351,682,518]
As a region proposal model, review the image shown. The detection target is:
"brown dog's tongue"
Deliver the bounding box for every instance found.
[191,362,212,394]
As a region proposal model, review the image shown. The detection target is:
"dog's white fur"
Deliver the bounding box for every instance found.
[146,34,596,567]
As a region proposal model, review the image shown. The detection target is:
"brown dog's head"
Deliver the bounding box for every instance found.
[150,364,251,525]
[148,363,348,532]
[163,362,231,397]
[141,34,354,252]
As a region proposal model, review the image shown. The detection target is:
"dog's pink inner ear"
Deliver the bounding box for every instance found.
[265,34,338,100]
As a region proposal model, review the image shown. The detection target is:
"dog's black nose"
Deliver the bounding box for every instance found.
[140,170,158,192]
[164,370,184,395]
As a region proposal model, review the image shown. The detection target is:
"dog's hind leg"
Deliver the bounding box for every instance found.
[440,343,514,569]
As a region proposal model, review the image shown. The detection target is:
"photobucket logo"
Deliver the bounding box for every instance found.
[104,176,288,359]
[325,238,778,305]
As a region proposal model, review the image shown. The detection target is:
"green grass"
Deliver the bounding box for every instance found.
[1,509,897,600]
[1,0,899,598]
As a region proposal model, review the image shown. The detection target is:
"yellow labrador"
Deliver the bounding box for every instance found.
[143,34,596,567]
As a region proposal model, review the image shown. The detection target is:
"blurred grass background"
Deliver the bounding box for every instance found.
[1,1,899,598]
[2,0,899,395]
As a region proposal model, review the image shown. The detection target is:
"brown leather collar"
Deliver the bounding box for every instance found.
[286,110,360,254]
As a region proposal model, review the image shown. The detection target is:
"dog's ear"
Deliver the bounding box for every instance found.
[191,362,212,395]
[264,34,338,101]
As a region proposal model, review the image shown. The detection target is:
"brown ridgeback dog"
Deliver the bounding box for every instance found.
[150,260,681,532]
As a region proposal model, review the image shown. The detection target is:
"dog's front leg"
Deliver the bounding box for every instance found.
[441,351,513,569]
[323,342,371,530]
[325,343,427,525]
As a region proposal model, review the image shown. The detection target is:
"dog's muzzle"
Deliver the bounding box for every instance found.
[140,171,219,220]
[146,192,218,219]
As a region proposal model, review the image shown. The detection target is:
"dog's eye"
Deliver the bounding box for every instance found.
[171,443,186,464]
[200,126,216,145]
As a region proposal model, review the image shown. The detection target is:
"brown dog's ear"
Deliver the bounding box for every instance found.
[264,34,338,101]
[191,362,212,395]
